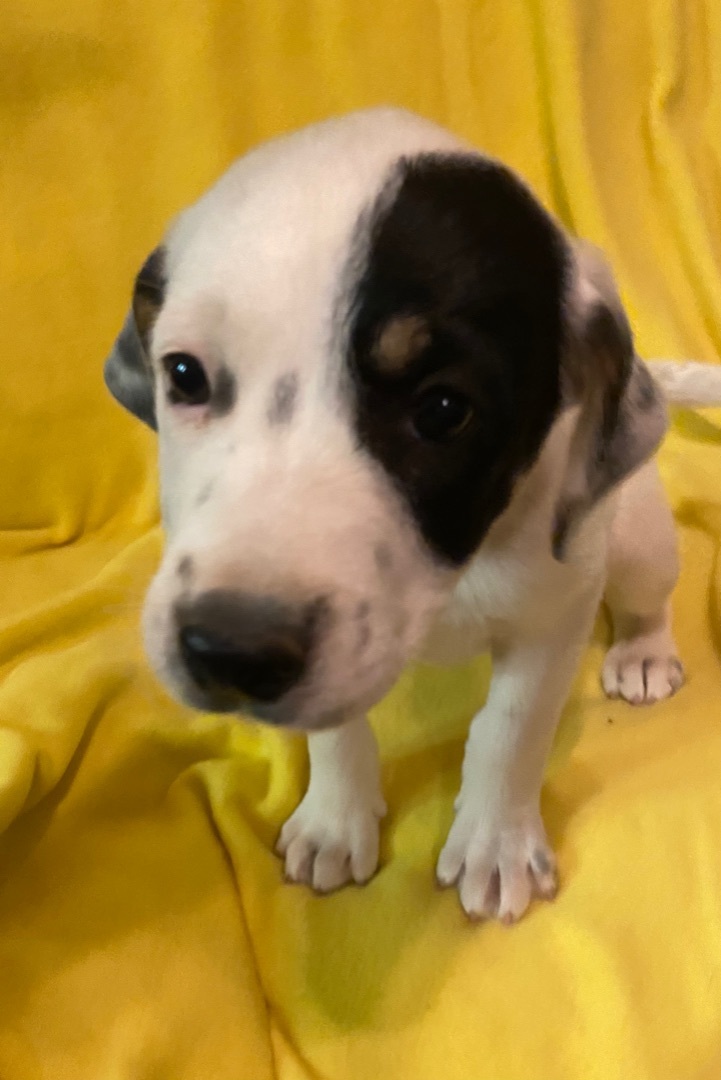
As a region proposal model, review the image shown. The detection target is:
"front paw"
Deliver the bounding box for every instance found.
[437,803,558,923]
[602,637,684,705]
[276,789,386,894]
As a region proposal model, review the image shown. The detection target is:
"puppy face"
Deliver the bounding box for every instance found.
[105,109,662,729]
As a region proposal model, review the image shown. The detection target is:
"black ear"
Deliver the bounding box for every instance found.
[553,241,667,558]
[104,247,165,429]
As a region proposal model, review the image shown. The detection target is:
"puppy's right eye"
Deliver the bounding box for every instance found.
[163,353,210,406]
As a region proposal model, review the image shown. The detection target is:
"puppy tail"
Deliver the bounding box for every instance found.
[649,359,721,408]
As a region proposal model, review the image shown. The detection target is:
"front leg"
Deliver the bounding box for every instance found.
[276,715,386,893]
[437,600,597,923]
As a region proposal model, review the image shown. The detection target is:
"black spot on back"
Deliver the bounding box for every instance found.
[348,153,569,565]
[268,372,299,425]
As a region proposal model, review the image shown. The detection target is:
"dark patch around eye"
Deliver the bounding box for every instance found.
[347,152,569,566]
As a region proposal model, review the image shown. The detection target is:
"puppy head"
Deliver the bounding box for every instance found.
[105,108,663,729]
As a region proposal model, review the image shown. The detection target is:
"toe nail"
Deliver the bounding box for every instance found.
[531,849,552,875]
[541,879,558,899]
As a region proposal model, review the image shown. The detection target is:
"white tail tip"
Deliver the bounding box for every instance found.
[649,359,721,408]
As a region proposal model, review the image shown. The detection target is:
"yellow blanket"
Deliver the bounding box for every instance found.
[1,2,719,1077]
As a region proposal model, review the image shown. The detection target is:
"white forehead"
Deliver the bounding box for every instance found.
[155,109,467,363]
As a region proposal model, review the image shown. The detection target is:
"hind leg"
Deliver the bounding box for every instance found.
[602,460,684,704]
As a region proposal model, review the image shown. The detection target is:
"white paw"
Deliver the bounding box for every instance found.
[437,804,558,923]
[602,638,684,705]
[276,788,386,893]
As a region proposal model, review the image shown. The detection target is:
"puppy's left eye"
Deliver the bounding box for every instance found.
[163,353,210,405]
[411,387,474,441]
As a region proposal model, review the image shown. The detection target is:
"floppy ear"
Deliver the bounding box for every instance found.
[553,241,667,559]
[103,247,165,429]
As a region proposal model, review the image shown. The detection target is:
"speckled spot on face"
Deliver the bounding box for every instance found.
[355,599,371,650]
[210,367,237,417]
[268,372,299,425]
[374,543,393,572]
[177,555,194,581]
[196,481,214,507]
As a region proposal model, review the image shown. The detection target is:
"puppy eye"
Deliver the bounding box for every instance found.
[411,387,474,442]
[163,353,210,406]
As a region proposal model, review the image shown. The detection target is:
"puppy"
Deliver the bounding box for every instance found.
[105,108,721,922]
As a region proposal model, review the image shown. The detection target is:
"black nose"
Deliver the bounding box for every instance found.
[177,591,318,703]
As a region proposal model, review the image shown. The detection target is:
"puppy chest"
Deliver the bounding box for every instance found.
[418,553,562,666]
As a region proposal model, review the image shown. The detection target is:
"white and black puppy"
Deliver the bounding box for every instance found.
[105,108,721,923]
